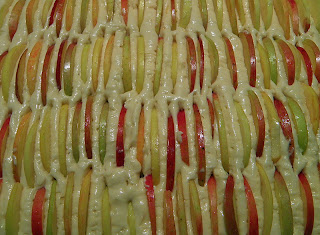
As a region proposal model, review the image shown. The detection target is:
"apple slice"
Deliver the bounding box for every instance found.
[151,108,160,185]
[72,101,82,163]
[58,104,69,176]
[123,36,132,92]
[92,0,98,27]
[166,116,175,191]
[299,172,314,235]
[276,39,295,85]
[102,186,111,235]
[309,0,320,33]
[103,35,115,87]
[99,102,109,164]
[287,97,308,154]
[287,0,300,35]
[193,104,206,186]
[0,1,13,29]
[24,118,39,188]
[127,202,136,234]
[0,116,10,178]
[234,101,251,168]
[63,42,76,96]
[85,96,93,160]
[225,0,238,34]
[47,180,57,235]
[41,0,54,27]
[261,92,281,163]
[8,0,25,40]
[260,0,273,29]
[78,169,92,235]
[121,0,128,25]
[12,112,31,182]
[116,105,127,167]
[175,173,187,235]
[15,50,26,103]
[262,37,278,85]
[64,172,74,235]
[171,40,177,89]
[56,40,68,90]
[207,176,218,234]
[288,43,302,82]
[213,0,223,30]
[106,0,114,22]
[154,37,163,95]
[41,45,54,105]
[137,37,145,93]
[206,36,219,84]
[179,0,191,28]
[240,31,256,87]
[224,175,239,234]
[155,0,163,34]
[189,180,203,234]
[81,44,90,83]
[297,46,313,86]
[49,0,66,36]
[235,0,246,25]
[171,0,176,30]
[274,170,293,234]
[32,187,46,235]
[65,0,75,31]
[213,93,229,173]
[137,108,144,167]
[5,182,23,235]
[177,110,189,165]
[198,0,208,29]
[163,190,176,234]
[145,175,156,235]
[301,83,319,135]
[80,0,89,32]
[138,0,144,28]
[26,0,39,34]
[198,36,205,89]
[186,37,197,92]
[243,176,259,234]
[274,0,290,39]
[248,90,265,158]
[207,99,214,139]
[302,39,320,83]
[27,40,43,96]
[2,44,26,102]
[223,36,238,89]
[40,107,52,173]
[257,42,271,88]
[92,38,104,91]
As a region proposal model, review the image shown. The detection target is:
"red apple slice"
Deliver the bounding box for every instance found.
[302,39,320,83]
[297,46,313,86]
[207,176,218,234]
[15,48,26,103]
[41,45,54,105]
[287,0,300,35]
[26,0,39,34]
[274,0,290,39]
[49,0,66,36]
[171,0,176,30]
[224,36,238,89]
[186,37,197,92]
[163,190,176,234]
[27,40,43,96]
[56,40,67,90]
[78,169,92,235]
[32,187,46,235]
[121,0,128,25]
[85,96,93,159]
[171,40,177,89]
[145,174,156,235]
[177,110,189,165]
[8,0,25,40]
[92,0,98,27]
[207,99,214,139]
[166,115,175,191]
[116,105,127,167]
[137,108,144,167]
[198,36,205,89]
[0,116,10,178]
[189,180,203,234]
[224,175,239,234]
[276,39,296,85]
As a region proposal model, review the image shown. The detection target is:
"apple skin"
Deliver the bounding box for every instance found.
[276,39,296,85]
[287,0,300,35]
[296,46,313,86]
[81,44,90,83]
[224,175,239,235]
[189,180,203,235]
[171,0,176,30]
[121,0,129,25]
[274,0,290,39]
[223,36,238,90]
[206,36,219,84]
[103,35,115,88]
[85,96,93,160]
[15,50,26,104]
[186,37,197,93]
[6,182,23,235]
[92,0,98,27]
[49,0,66,36]
[26,0,39,34]
[166,116,175,191]
[116,105,127,167]
[163,190,176,235]
[262,37,278,85]
[207,176,218,234]
[198,0,208,29]
[260,0,273,29]
[58,104,69,177]
[154,37,163,95]
[177,110,189,165]
[32,187,46,235]
[65,0,75,31]
[40,107,52,173]
[78,170,92,235]
[106,0,114,22]
[46,180,57,235]
[301,83,319,135]
[8,0,25,41]
[198,36,205,89]
[63,42,76,96]
[145,175,156,235]
[41,45,55,106]
[248,0,260,30]
[302,39,320,83]
[56,40,67,90]
[0,116,10,178]
[207,99,214,139]
[27,40,43,96]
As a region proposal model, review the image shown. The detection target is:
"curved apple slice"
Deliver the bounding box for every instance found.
[121,0,128,25]
[235,0,246,25]
[302,39,320,83]
[206,36,219,84]
[138,0,144,29]
[64,172,74,235]
[65,0,74,31]
[47,180,57,235]
[177,110,189,165]
[223,36,238,89]
[240,31,256,87]
[32,187,46,234]
[27,40,43,96]
[171,40,178,89]
[15,50,26,103]
[288,43,302,82]
[123,36,132,92]
[198,36,205,89]
[287,0,300,36]
[26,0,39,34]
[56,40,67,90]
[49,0,66,36]
[207,99,215,139]
[309,0,320,33]
[224,175,239,234]
[176,173,187,235]
[297,46,313,86]
[41,0,53,27]
[296,0,310,32]
[207,176,218,234]
[85,96,93,160]
[137,108,144,167]
[99,102,109,164]
[41,45,54,106]
[92,0,98,27]
[151,108,160,185]
[127,202,136,234]
[186,37,197,92]
[58,104,69,176]
[40,107,52,173]
[80,0,89,32]
[226,0,238,35]
[0,116,10,178]
[24,118,39,188]
[8,0,26,41]
[103,35,115,87]
[145,175,156,235]
[102,186,111,235]
[92,38,104,91]
[166,116,175,191]
[106,0,114,22]
[301,84,319,135]
[262,37,278,85]
[81,44,90,83]
[163,190,176,234]
[154,38,163,95]
[171,0,176,30]
[276,39,295,85]
[189,180,203,234]
[155,0,163,34]
[6,182,23,235]
[213,0,223,30]
[179,0,191,28]
[260,0,273,29]
[72,101,82,163]
[274,0,290,39]
[78,169,92,235]
[116,105,127,167]
[63,42,76,96]
[198,0,208,29]
[0,0,13,29]
[137,37,145,93]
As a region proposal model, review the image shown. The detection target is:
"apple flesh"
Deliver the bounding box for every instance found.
[166,116,175,191]
[102,186,111,235]
[207,176,218,234]
[206,36,219,84]
[287,0,300,35]
[40,107,52,173]
[32,187,46,235]
[302,39,320,83]
[106,0,114,22]
[262,37,278,85]
[72,101,82,163]
[186,37,197,92]
[198,0,208,29]
[49,0,66,36]
[80,0,89,32]
[171,40,177,89]
[260,0,273,29]
[26,0,39,34]
[154,37,163,95]
[189,180,203,234]
[27,40,43,96]
[138,0,144,29]
[116,105,127,167]
[226,0,238,35]
[47,180,57,235]
[163,190,176,235]
[65,0,75,31]
[297,46,313,86]
[274,0,290,39]
[171,0,176,30]
[8,0,25,41]
[151,108,160,185]
[0,1,13,29]
[177,110,189,165]
[155,0,163,34]
[136,37,145,93]
[224,36,238,89]
[41,45,54,105]
[92,38,104,91]
[99,102,109,164]
[58,104,69,176]
[179,0,191,28]
[276,39,296,85]
[15,50,26,103]
[301,83,319,135]
[127,202,136,235]
[64,172,74,235]
[78,170,92,235]
[85,96,93,160]
[235,0,246,25]
[92,0,98,27]
[63,42,77,96]
[6,182,23,235]
[122,36,132,92]
[207,99,215,139]
[104,35,115,87]
[243,176,259,234]
[81,44,90,83]
[145,175,156,235]
[176,173,187,235]
[0,116,10,178]
[224,175,239,234]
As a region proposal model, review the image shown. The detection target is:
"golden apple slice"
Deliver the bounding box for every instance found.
[65,0,75,31]
[106,0,114,21]
[127,202,136,234]
[92,37,104,91]
[226,0,238,35]
[46,180,57,235]
[155,0,163,34]
[0,0,13,29]
[189,180,203,234]
[64,173,74,235]
[171,40,177,89]
[81,44,90,83]
[27,40,43,96]
[179,0,191,28]
[287,42,302,82]
[151,108,160,185]
[206,36,219,84]
[154,37,163,95]
[80,0,89,32]
[40,45,54,106]
[78,169,92,235]
[15,50,26,104]
[26,0,39,34]
[301,84,319,135]
[99,102,109,164]
[102,186,111,235]
[42,0,54,26]
[0,116,10,178]
[213,0,223,30]
[274,0,290,39]
[92,0,98,27]
[257,42,271,88]
[8,0,26,41]
[40,107,52,173]
[176,173,187,235]
[103,35,115,87]
[137,108,144,167]
[72,101,82,163]
[138,0,144,29]
[63,42,76,96]
[235,0,246,25]
[262,37,278,85]
[123,36,132,92]
[58,104,69,176]
[136,37,145,93]
[260,0,273,29]
[6,182,23,235]
[163,190,176,234]
[198,0,208,29]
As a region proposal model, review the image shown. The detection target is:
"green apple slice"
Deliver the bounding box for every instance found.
[78,169,92,235]
[309,0,320,33]
[189,180,203,234]
[206,36,219,84]
[213,0,223,31]
[226,0,238,35]
[99,102,109,163]
[92,37,104,91]
[64,173,74,235]
[103,35,115,87]
[6,182,23,235]
[80,0,89,32]
[123,36,132,92]
[154,38,163,95]
[176,173,187,234]
[235,0,246,25]
[102,186,111,235]
[198,0,208,29]
[136,37,145,93]
[127,202,136,235]
[81,44,90,83]
[138,0,144,29]
[0,0,13,29]
[40,107,52,172]
[106,0,114,21]
[151,108,160,185]
[47,180,57,235]
[155,0,163,34]
[260,0,273,29]
[179,0,191,28]
[301,83,319,135]
[248,0,260,30]
[58,104,69,176]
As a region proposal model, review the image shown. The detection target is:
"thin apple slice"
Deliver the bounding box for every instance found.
[56,40,67,90]
[193,104,206,186]
[186,37,197,92]
[137,37,145,93]
[65,0,75,31]
[223,36,238,89]
[80,0,89,32]
[154,37,163,95]
[257,42,271,88]
[302,39,320,83]
[24,118,39,188]
[41,0,54,27]
[262,37,278,85]
[163,190,176,234]
[274,170,293,234]
[145,175,156,235]
[213,93,229,172]
[213,0,223,30]
[171,40,177,89]
[171,0,176,30]
[12,112,31,182]
[79,169,92,235]
[235,0,246,25]
[243,176,259,234]
[72,101,82,163]
[151,108,160,185]
[116,105,127,167]
[296,0,310,32]
[92,38,104,91]
[123,36,132,92]
[166,116,175,191]
[49,0,66,36]
[47,180,57,235]
[287,43,302,82]
[224,175,239,234]
[198,0,208,29]
[15,50,26,103]
[81,44,90,83]
[287,0,300,35]
[92,0,98,27]
[41,45,54,106]
[261,92,281,163]
[26,0,39,34]
[63,42,76,96]
[85,96,93,160]
[207,99,215,139]
[189,180,203,234]
[102,186,111,235]
[0,0,13,29]
[99,102,109,164]
[260,0,273,29]
[27,40,43,96]
[5,183,23,235]
[137,108,144,167]
[207,176,218,234]
[2,44,27,102]
[239,31,256,87]
[198,36,205,89]
[103,35,115,87]
[179,0,191,28]
[58,104,69,176]
[301,83,319,135]
[175,173,187,235]
[8,0,26,40]
[121,0,128,25]
[32,187,46,235]
[127,202,136,234]
[274,0,290,39]
[287,97,308,154]
[0,116,10,178]
[155,0,163,34]
[234,101,251,168]
[206,36,219,84]
[40,107,52,173]
[106,0,114,22]
[177,110,189,165]
[225,0,238,34]
[297,46,313,86]
[276,39,295,85]
[138,0,144,28]
[64,173,74,235]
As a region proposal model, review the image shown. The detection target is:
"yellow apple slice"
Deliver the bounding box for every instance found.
[171,40,177,89]
[189,180,203,234]
[206,36,219,84]
[103,35,115,88]
[47,180,57,235]
[99,102,109,163]
[274,0,290,39]
[138,0,144,29]
[15,50,26,104]
[63,42,76,96]
[78,169,92,235]
[198,0,208,29]
[248,0,260,30]
[40,107,52,172]
[155,0,163,34]
[58,104,69,176]
[64,173,74,235]
[151,108,160,185]
[26,0,40,34]
[136,36,145,93]
[81,44,90,83]
[6,183,23,235]
[8,0,26,41]
[127,202,136,235]
[179,0,191,28]
[106,0,114,21]
[295,0,310,32]
[80,0,89,32]
[213,0,223,31]
[65,0,75,31]
[136,108,144,167]
[154,37,163,95]
[260,0,273,29]
[301,84,319,135]
[102,186,111,235]
[235,0,246,25]
[92,37,104,91]
[163,190,176,234]
[262,37,278,85]
[92,0,99,27]
[123,36,132,92]
[27,40,43,96]
[176,173,187,234]
[226,0,238,35]
[0,0,13,29]
[42,0,54,27]
[309,0,320,33]
[257,42,271,88]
